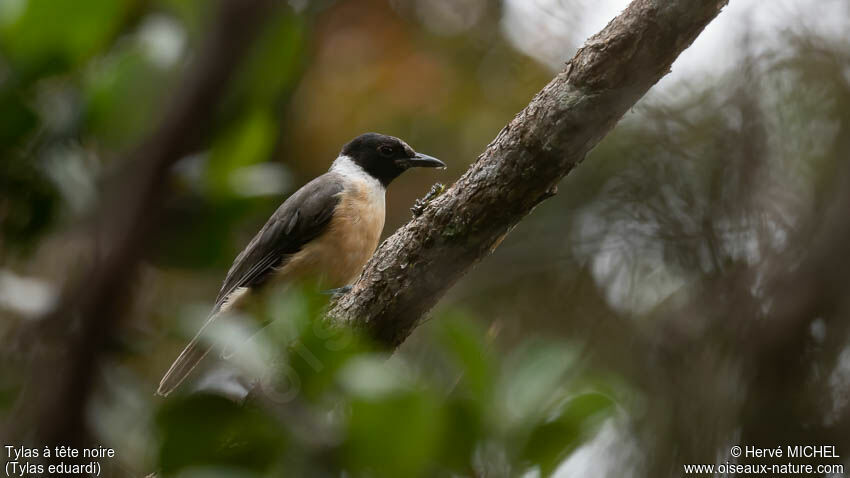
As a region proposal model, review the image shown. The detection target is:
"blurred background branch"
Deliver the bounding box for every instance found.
[5,0,275,449]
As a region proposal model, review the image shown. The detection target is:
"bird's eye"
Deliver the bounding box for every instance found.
[378,145,394,157]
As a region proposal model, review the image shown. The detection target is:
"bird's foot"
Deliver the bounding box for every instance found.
[411,182,446,217]
[321,285,353,296]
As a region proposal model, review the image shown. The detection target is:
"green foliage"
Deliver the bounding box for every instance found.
[154,294,617,477]
[434,312,495,401]
[84,41,178,149]
[226,11,305,109]
[0,0,131,252]
[0,155,60,252]
[157,393,285,475]
[0,1,308,257]
[521,392,615,475]
[0,0,128,78]
[342,380,445,477]
[206,109,278,196]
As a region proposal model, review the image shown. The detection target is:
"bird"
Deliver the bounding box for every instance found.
[157,133,445,396]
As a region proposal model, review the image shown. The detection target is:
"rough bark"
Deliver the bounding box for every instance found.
[328,0,730,347]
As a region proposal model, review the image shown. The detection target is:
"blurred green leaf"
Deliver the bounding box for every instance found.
[230,11,305,107]
[0,87,38,149]
[0,0,128,77]
[156,393,285,475]
[521,392,615,476]
[343,389,444,478]
[85,42,178,149]
[438,396,483,472]
[433,311,494,402]
[0,85,56,252]
[0,156,60,252]
[337,355,411,399]
[280,294,371,401]
[206,109,278,196]
[499,340,577,427]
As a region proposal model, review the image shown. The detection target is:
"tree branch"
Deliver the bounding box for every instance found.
[328,0,730,346]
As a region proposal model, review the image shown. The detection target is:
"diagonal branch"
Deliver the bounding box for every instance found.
[328,0,730,346]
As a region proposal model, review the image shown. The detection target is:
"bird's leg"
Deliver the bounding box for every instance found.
[410,182,446,217]
[321,285,353,296]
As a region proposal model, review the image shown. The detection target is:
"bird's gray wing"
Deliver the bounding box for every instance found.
[212,175,344,313]
[157,174,344,396]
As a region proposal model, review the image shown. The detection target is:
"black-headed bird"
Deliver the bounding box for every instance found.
[157,133,444,396]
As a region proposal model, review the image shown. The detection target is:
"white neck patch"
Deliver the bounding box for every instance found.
[330,155,385,192]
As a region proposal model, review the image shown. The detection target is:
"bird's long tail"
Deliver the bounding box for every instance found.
[157,321,215,396]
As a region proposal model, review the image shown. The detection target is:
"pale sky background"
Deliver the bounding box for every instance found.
[503,0,850,91]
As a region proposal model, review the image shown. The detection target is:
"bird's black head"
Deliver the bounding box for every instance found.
[340,132,445,186]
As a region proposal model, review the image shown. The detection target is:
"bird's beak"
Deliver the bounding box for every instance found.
[407,152,446,169]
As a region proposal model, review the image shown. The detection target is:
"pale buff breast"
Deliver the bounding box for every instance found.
[275,177,385,289]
